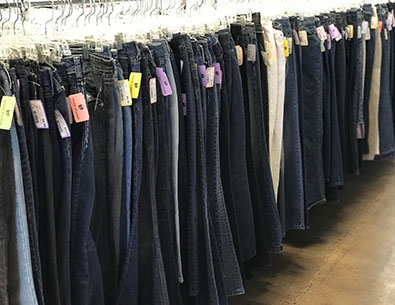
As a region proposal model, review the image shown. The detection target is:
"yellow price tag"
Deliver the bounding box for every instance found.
[128,72,142,99]
[283,39,289,57]
[287,37,293,55]
[0,96,16,130]
[347,25,354,39]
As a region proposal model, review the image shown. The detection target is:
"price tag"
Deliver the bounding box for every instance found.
[371,16,378,29]
[316,26,327,41]
[386,18,392,31]
[235,45,243,66]
[247,44,256,62]
[347,25,354,39]
[283,39,289,57]
[128,72,142,99]
[0,96,16,130]
[299,30,308,46]
[118,80,132,106]
[214,63,222,85]
[149,78,157,104]
[206,66,215,88]
[68,93,90,123]
[199,65,207,87]
[156,67,173,96]
[378,21,383,33]
[385,28,388,40]
[29,99,49,129]
[327,34,331,50]
[287,37,293,54]
[357,25,362,38]
[362,21,370,40]
[54,109,71,138]
[329,24,342,41]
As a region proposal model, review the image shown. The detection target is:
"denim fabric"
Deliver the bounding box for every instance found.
[139,44,170,305]
[149,41,184,305]
[152,39,183,284]
[389,4,395,140]
[230,23,283,261]
[9,61,45,305]
[199,37,244,297]
[299,17,326,208]
[170,34,200,297]
[362,4,376,154]
[115,41,141,305]
[377,6,395,157]
[217,30,257,272]
[86,53,123,305]
[345,9,363,173]
[40,64,73,305]
[276,18,306,230]
[59,55,105,305]
[0,107,13,305]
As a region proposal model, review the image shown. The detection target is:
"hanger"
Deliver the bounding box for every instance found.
[1,0,11,33]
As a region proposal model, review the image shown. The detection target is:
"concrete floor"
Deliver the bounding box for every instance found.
[230,158,395,305]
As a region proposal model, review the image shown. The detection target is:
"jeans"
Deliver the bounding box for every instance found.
[362,4,376,154]
[86,53,123,305]
[9,60,45,305]
[377,6,395,156]
[276,18,306,230]
[345,9,363,173]
[60,55,105,305]
[299,17,326,208]
[114,42,141,305]
[138,44,170,305]
[149,41,184,305]
[231,23,283,261]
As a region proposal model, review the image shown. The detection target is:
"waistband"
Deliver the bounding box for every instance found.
[276,17,292,37]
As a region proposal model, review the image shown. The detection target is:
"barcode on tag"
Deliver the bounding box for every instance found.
[118,80,132,106]
[54,109,71,138]
[247,44,256,62]
[0,96,16,130]
[299,31,308,46]
[29,99,49,129]
[206,66,215,88]
[150,78,157,104]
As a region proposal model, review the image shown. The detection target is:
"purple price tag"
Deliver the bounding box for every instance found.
[156,67,173,96]
[214,63,222,85]
[327,34,331,50]
[199,65,207,87]
[386,18,392,31]
[329,24,341,41]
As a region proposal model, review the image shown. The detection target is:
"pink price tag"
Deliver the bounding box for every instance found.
[199,65,207,87]
[156,68,173,96]
[68,93,90,123]
[329,24,342,41]
[214,63,222,85]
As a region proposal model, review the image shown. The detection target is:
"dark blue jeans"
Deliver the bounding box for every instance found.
[86,53,123,305]
[138,44,170,305]
[276,18,306,230]
[230,23,283,264]
[58,55,105,305]
[377,6,395,157]
[40,65,73,305]
[114,42,141,305]
[299,17,326,208]
[149,40,184,305]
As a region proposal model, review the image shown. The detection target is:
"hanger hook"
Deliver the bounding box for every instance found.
[75,0,85,25]
[1,0,11,33]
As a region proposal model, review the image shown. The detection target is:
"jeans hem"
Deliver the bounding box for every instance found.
[307,198,327,210]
